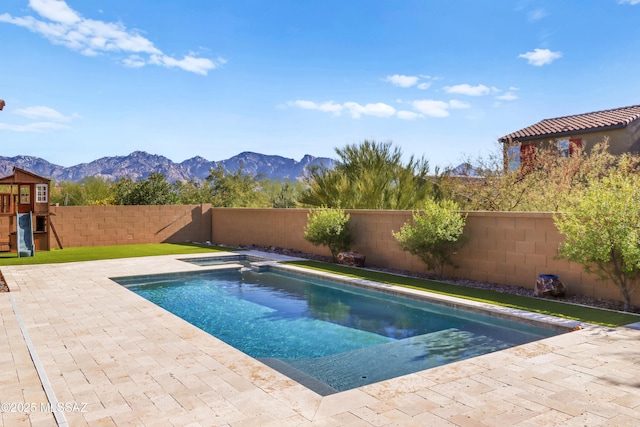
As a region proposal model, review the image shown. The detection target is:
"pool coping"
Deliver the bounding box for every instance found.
[3,251,640,425]
[112,252,577,396]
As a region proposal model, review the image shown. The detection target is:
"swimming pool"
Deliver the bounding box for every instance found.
[114,265,565,395]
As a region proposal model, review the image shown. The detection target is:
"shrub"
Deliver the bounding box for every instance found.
[303,207,352,260]
[393,199,467,277]
[554,170,640,311]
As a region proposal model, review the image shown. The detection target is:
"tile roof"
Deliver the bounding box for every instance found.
[499,104,640,143]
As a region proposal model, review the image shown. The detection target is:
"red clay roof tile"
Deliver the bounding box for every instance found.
[499,104,640,142]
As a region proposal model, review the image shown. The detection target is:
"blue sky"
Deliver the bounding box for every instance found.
[1,0,640,169]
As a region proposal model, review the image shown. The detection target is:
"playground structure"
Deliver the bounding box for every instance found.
[0,167,52,255]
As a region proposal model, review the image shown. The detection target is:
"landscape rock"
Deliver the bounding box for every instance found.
[337,252,366,267]
[535,274,566,298]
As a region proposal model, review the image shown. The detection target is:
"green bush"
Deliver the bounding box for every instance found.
[303,207,352,260]
[393,199,467,276]
[554,170,640,311]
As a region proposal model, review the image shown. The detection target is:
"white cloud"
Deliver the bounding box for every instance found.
[412,100,450,117]
[448,100,471,109]
[385,74,419,88]
[496,92,518,101]
[443,84,490,96]
[385,74,433,89]
[289,100,343,114]
[290,98,470,120]
[289,100,397,119]
[0,104,79,133]
[618,0,640,4]
[31,0,80,25]
[0,0,222,75]
[527,8,547,21]
[14,105,78,122]
[343,102,396,119]
[518,48,562,66]
[397,111,421,120]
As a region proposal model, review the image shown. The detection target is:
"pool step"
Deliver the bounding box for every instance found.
[257,357,339,396]
[279,328,509,392]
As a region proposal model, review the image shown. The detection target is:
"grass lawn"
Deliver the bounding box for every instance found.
[286,260,640,328]
[0,243,232,266]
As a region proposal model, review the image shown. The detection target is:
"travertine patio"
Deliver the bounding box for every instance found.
[2,253,640,426]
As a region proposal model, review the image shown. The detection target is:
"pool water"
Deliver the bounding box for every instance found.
[115,267,563,395]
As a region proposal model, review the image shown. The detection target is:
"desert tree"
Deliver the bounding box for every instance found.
[554,165,640,311]
[303,207,352,260]
[300,140,435,209]
[393,199,467,277]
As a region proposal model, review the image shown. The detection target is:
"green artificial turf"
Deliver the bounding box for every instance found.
[0,243,232,266]
[285,260,640,327]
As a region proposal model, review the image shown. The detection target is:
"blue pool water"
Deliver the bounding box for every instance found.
[115,267,563,395]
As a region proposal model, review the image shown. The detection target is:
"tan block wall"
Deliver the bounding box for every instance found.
[211,208,639,306]
[49,204,211,248]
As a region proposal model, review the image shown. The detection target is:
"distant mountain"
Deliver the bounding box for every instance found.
[0,151,336,183]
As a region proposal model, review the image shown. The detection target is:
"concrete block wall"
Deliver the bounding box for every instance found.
[211,208,638,306]
[49,204,211,248]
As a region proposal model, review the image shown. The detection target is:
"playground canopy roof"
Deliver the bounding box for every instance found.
[0,167,50,185]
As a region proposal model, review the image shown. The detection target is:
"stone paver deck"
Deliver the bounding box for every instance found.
[1,253,640,426]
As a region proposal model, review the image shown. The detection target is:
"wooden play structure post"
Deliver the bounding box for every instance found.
[0,168,52,254]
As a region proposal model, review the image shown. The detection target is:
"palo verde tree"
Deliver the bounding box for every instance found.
[392,199,467,277]
[259,178,305,208]
[205,164,270,207]
[303,207,352,260]
[300,140,435,209]
[554,167,640,311]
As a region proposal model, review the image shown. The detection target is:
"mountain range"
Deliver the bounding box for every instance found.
[0,151,336,183]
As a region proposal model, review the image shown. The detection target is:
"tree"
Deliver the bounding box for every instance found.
[392,199,467,277]
[205,165,270,207]
[554,169,640,311]
[113,173,178,205]
[50,180,85,206]
[50,177,114,206]
[174,179,210,205]
[303,207,352,260]
[300,140,434,209]
[82,177,114,205]
[259,178,304,208]
[443,140,626,212]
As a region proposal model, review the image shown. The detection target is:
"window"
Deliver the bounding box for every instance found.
[557,139,570,157]
[20,186,30,204]
[36,184,48,203]
[506,145,521,171]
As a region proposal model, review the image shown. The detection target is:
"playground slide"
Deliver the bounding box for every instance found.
[16,212,35,257]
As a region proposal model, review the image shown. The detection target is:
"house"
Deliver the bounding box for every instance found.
[499,104,640,170]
